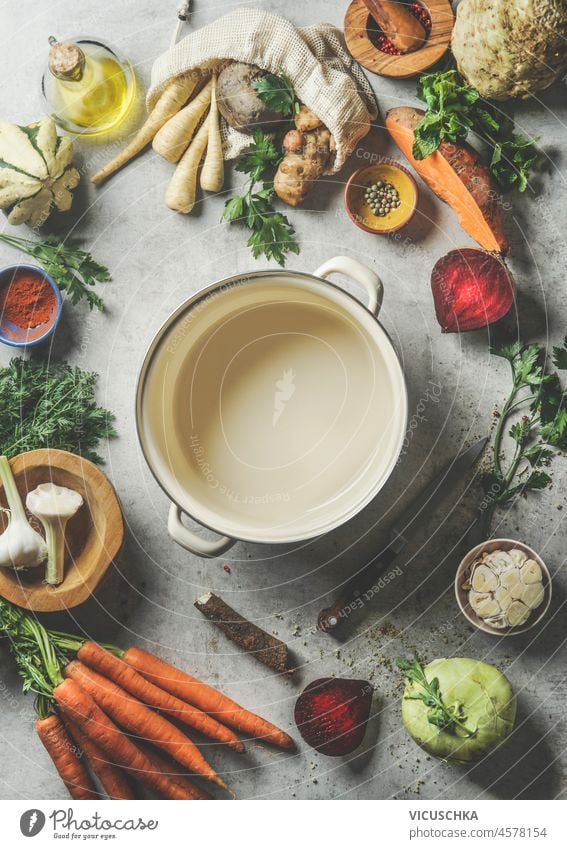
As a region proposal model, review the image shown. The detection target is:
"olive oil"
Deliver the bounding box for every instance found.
[43,38,135,137]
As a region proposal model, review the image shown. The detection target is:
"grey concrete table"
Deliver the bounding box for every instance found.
[0,0,565,801]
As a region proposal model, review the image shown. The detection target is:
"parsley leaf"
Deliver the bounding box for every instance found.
[235,131,281,182]
[553,337,567,370]
[413,70,538,192]
[252,73,300,118]
[0,233,110,310]
[480,338,567,534]
[222,131,300,266]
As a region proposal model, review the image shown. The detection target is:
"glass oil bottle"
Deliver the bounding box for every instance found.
[42,36,136,137]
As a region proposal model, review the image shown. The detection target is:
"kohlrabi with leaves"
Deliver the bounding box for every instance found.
[397,657,516,762]
[0,456,47,570]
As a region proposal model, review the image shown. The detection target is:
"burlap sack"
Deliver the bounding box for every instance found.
[147,7,378,173]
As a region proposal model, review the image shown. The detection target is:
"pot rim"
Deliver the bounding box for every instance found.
[136,267,408,544]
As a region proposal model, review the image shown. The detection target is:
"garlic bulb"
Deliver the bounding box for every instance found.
[26,483,83,586]
[467,547,545,629]
[0,456,47,570]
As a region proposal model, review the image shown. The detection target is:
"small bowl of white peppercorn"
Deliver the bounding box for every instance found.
[344,159,419,235]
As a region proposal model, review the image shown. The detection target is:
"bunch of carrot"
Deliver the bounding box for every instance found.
[0,599,294,800]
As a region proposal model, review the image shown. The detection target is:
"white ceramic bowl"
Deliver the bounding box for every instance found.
[136,257,408,557]
[455,538,552,636]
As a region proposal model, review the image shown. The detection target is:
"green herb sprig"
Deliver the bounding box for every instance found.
[222,131,299,266]
[413,71,538,192]
[0,359,116,464]
[396,657,475,737]
[480,339,567,535]
[0,233,110,311]
[0,597,121,718]
[252,72,300,118]
[0,598,63,718]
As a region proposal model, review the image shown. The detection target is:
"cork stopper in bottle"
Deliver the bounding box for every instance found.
[48,36,86,80]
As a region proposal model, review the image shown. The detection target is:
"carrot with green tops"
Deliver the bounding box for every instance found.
[36,713,99,800]
[65,718,135,800]
[123,646,295,750]
[77,641,243,752]
[64,660,227,789]
[54,679,196,800]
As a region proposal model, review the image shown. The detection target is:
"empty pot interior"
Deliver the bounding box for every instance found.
[139,276,406,542]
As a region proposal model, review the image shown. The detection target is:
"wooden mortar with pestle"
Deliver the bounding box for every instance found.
[344,0,454,78]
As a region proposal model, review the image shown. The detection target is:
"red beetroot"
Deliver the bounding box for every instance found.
[294,678,373,756]
[431,248,516,333]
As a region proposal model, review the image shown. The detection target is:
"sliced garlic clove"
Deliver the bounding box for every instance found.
[471,563,499,592]
[509,548,528,567]
[521,583,545,611]
[469,590,491,614]
[484,613,510,630]
[486,550,515,573]
[507,600,531,627]
[475,597,501,618]
[500,568,524,597]
[519,558,542,585]
[494,586,512,610]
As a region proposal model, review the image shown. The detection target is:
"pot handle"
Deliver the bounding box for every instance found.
[314,256,383,316]
[168,503,236,558]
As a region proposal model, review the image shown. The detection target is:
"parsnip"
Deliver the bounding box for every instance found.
[200,74,224,193]
[166,117,209,214]
[153,79,213,164]
[91,74,197,185]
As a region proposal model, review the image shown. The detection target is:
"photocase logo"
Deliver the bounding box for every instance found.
[20,809,46,837]
[272,368,296,426]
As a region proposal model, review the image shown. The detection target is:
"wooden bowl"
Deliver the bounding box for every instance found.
[0,449,124,612]
[344,0,454,78]
[455,538,552,637]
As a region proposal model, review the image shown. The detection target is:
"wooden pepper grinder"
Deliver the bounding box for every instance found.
[362,0,427,53]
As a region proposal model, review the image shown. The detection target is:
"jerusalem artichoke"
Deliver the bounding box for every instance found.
[274,107,333,207]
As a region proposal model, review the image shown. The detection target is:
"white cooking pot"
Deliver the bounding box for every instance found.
[136,257,407,557]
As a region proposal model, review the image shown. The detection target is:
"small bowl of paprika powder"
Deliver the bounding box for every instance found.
[0,264,62,347]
